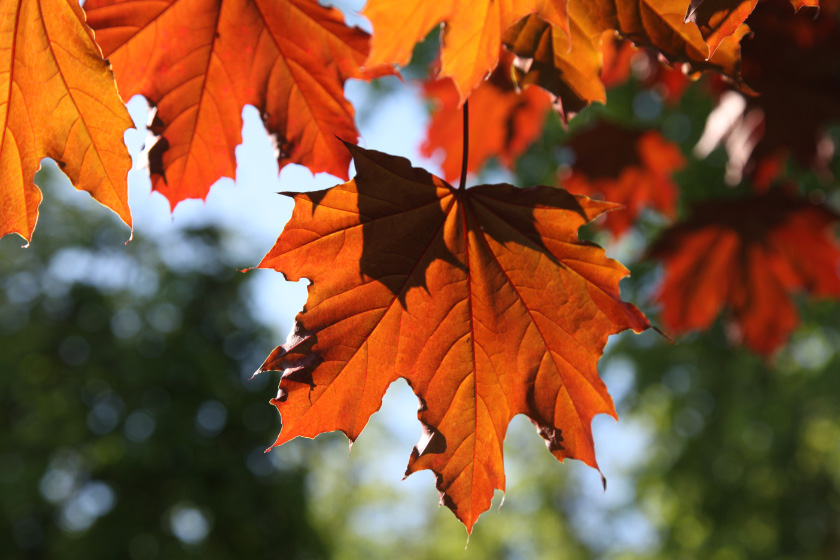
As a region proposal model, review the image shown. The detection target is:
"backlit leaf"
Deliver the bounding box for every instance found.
[503,0,750,120]
[685,0,759,55]
[503,9,608,120]
[685,0,819,55]
[364,0,569,101]
[0,0,133,243]
[84,0,389,208]
[649,190,840,354]
[256,144,649,531]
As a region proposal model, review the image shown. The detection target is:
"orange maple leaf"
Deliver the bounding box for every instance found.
[504,0,750,119]
[0,0,133,243]
[84,0,389,209]
[421,52,552,182]
[562,121,686,237]
[649,190,840,355]
[256,143,649,531]
[364,0,569,101]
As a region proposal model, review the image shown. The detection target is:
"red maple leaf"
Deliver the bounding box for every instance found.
[649,190,840,354]
[685,0,819,55]
[503,0,750,121]
[562,121,686,237]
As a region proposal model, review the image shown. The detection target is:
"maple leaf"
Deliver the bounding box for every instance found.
[649,190,840,354]
[503,0,750,120]
[562,121,685,237]
[363,0,569,101]
[0,0,133,243]
[421,52,552,182]
[255,143,649,531]
[685,0,819,55]
[503,12,607,121]
[695,0,840,187]
[84,0,390,209]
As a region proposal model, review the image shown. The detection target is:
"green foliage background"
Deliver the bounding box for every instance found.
[0,178,326,559]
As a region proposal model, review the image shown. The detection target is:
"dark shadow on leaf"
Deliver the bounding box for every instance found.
[503,16,589,118]
[258,323,322,402]
[464,182,590,269]
[351,143,463,308]
[145,106,169,185]
[533,419,565,453]
[299,188,329,209]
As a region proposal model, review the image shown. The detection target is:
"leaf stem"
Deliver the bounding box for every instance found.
[459,100,469,191]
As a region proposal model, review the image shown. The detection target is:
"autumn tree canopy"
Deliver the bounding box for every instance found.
[1,0,839,535]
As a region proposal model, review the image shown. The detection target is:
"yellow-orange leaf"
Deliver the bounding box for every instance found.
[256,144,649,531]
[364,0,569,101]
[85,0,388,208]
[0,0,133,243]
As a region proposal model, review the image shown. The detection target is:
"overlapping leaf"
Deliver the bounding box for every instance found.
[562,122,685,237]
[649,190,840,354]
[695,0,840,187]
[364,0,569,101]
[84,0,389,208]
[256,144,649,531]
[0,0,133,243]
[503,0,751,120]
[502,11,607,120]
[685,0,759,54]
[686,0,819,55]
[421,52,552,182]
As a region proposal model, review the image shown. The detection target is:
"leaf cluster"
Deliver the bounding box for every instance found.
[1,0,838,536]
